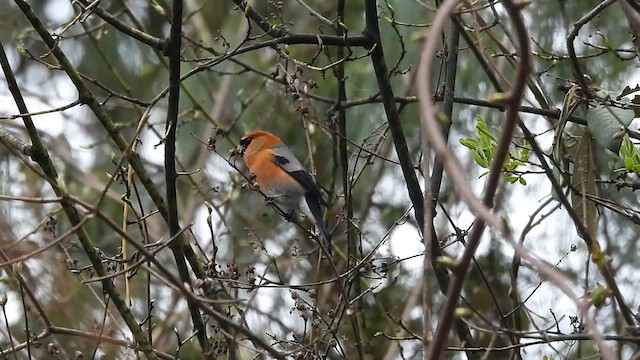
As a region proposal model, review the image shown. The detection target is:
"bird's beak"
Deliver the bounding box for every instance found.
[233,137,253,156]
[235,143,246,156]
[235,137,252,156]
[232,142,249,158]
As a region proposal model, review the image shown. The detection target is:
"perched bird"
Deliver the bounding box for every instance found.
[236,130,331,251]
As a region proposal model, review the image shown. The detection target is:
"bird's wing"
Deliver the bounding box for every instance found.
[272,144,332,250]
[271,144,327,206]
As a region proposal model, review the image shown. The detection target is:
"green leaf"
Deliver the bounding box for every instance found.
[472,151,488,168]
[620,135,634,158]
[476,116,496,142]
[625,158,634,171]
[462,115,528,180]
[504,162,516,172]
[586,100,634,153]
[587,283,613,309]
[519,177,527,186]
[459,138,478,150]
[504,176,518,183]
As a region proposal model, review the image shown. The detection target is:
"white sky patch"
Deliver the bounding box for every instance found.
[0,96,97,170]
[192,204,217,247]
[0,289,25,326]
[387,223,423,273]
[0,95,64,136]
[43,0,73,24]
[52,74,78,103]
[138,109,168,166]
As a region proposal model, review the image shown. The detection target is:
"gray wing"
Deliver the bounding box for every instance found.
[271,144,327,206]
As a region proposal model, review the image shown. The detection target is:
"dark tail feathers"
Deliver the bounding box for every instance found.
[305,194,332,254]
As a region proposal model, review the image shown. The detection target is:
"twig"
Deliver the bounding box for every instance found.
[416,1,616,359]
[566,0,617,91]
[0,19,159,359]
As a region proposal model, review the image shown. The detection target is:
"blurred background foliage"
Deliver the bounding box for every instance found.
[0,0,639,359]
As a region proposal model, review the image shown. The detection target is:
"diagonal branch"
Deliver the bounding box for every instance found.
[566,0,617,91]
[417,1,616,359]
[0,34,159,360]
[362,1,478,355]
[362,0,425,232]
[423,0,531,356]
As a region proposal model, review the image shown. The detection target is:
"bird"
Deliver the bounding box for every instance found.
[236,130,331,252]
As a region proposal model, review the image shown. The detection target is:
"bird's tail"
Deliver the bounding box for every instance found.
[304,195,332,254]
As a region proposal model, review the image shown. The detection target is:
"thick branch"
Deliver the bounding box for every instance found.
[427,0,531,357]
[163,0,211,356]
[0,29,158,360]
[363,0,425,232]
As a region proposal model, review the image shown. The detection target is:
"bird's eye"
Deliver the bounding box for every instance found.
[238,137,253,149]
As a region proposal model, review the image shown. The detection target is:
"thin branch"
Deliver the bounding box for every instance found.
[416,1,616,359]
[566,0,617,91]
[0,125,32,157]
[231,0,370,47]
[424,17,480,358]
[295,0,333,26]
[0,22,159,360]
[75,0,166,51]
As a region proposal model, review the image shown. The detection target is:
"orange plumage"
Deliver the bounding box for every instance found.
[237,131,331,251]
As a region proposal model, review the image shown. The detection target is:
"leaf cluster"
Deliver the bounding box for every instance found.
[619,135,640,173]
[459,115,530,185]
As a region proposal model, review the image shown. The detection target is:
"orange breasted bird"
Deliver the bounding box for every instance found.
[236,130,331,251]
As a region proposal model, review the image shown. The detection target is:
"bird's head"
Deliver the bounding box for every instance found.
[236,130,283,157]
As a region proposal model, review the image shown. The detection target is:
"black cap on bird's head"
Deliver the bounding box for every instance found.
[236,136,253,155]
[235,131,281,157]
[233,134,254,158]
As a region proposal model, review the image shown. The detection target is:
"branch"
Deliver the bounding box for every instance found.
[425,0,530,355]
[329,2,367,358]
[163,0,212,356]
[67,196,288,360]
[424,19,482,358]
[0,125,32,157]
[363,0,425,232]
[75,0,166,51]
[231,0,371,47]
[0,26,158,360]
[416,0,616,359]
[566,0,617,91]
